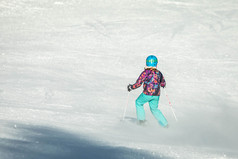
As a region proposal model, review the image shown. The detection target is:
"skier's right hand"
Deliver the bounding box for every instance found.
[127,84,133,92]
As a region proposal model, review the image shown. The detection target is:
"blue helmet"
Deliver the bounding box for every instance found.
[146,55,158,67]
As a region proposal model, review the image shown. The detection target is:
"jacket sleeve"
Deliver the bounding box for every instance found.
[131,70,147,89]
[160,72,166,87]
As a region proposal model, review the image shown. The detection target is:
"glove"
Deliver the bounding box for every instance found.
[161,82,166,88]
[127,84,133,92]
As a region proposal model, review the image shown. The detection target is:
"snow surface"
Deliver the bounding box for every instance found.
[0,0,238,158]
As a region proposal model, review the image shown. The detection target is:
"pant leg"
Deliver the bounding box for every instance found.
[135,93,148,121]
[149,96,168,127]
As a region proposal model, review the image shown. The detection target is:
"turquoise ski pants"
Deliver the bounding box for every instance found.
[135,93,168,127]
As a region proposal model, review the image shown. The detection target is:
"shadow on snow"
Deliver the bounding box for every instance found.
[0,121,171,159]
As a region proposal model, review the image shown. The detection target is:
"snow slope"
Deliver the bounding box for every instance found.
[0,0,238,158]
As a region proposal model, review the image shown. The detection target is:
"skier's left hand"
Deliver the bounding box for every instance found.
[127,84,133,92]
[161,82,166,88]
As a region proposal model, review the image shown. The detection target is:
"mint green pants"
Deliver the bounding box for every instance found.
[135,93,168,127]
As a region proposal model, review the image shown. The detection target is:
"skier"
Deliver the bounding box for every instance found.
[127,55,168,127]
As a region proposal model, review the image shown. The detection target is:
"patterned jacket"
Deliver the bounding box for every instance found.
[131,68,166,96]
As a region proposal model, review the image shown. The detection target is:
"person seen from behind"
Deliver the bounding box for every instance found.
[127,55,168,127]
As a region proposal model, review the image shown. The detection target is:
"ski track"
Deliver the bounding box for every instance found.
[0,0,238,158]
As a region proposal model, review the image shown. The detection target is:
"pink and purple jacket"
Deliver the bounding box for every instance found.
[132,68,166,96]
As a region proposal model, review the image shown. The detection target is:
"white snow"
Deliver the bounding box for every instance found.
[0,0,238,158]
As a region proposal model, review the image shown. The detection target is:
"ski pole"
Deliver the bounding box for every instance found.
[122,92,130,120]
[163,89,178,122]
